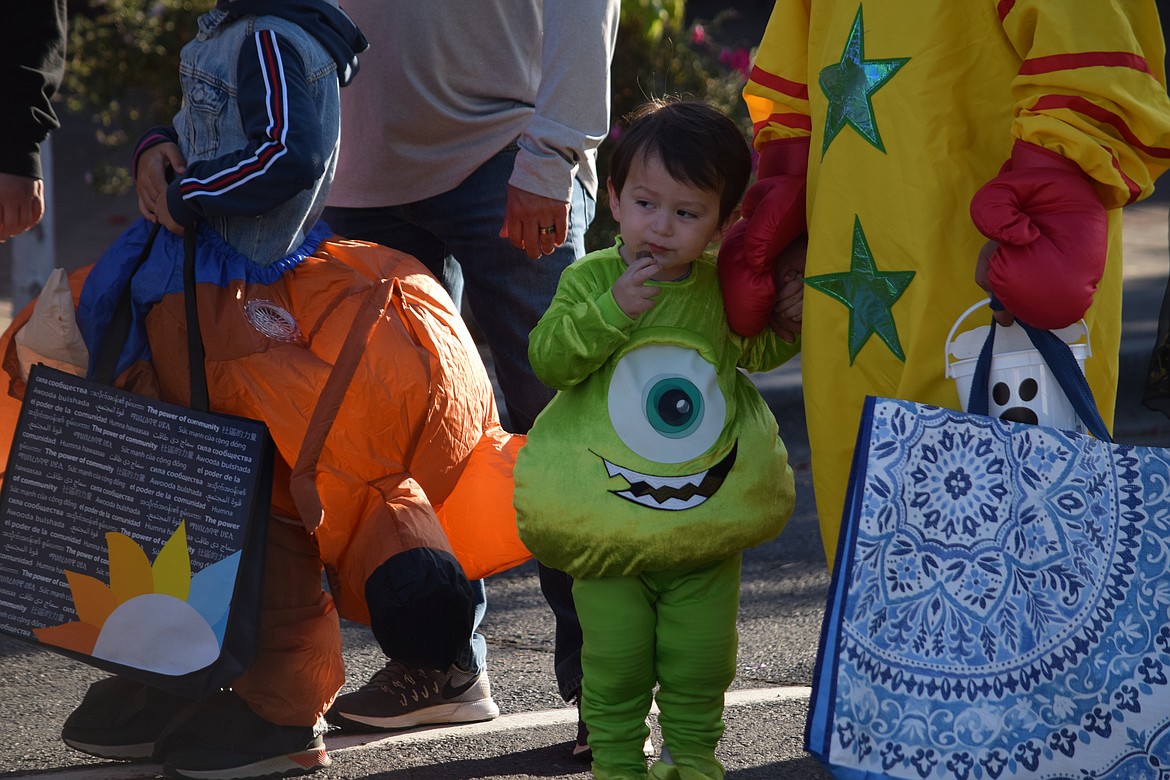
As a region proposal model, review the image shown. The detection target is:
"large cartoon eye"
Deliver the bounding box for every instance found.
[608,344,726,463]
[646,377,703,437]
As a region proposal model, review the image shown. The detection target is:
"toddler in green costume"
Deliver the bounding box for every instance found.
[515,99,803,779]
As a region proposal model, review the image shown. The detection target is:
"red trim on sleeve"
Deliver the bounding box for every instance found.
[181,29,290,197]
[749,65,809,101]
[1020,52,1151,76]
[997,0,1016,22]
[131,131,174,180]
[1030,94,1170,159]
[754,113,813,136]
[1107,153,1144,204]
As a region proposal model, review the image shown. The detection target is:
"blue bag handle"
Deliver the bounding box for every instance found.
[967,301,1111,442]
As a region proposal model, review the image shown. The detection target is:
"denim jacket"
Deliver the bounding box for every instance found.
[159,8,346,265]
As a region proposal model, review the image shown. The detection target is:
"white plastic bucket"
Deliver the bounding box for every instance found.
[945,300,1091,432]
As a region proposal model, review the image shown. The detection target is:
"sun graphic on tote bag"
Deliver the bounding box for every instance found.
[32,522,240,676]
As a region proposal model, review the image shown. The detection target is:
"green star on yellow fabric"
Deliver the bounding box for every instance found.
[818,5,908,156]
[805,216,914,364]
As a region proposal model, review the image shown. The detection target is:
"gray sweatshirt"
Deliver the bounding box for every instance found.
[327,0,619,207]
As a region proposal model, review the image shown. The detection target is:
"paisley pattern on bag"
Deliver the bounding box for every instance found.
[812,397,1170,779]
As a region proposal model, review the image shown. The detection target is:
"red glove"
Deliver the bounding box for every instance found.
[970,141,1107,330]
[718,136,810,336]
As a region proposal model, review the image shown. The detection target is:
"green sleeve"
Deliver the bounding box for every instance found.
[528,257,636,390]
[737,330,801,374]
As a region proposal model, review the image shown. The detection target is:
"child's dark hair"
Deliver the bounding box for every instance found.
[608,98,752,225]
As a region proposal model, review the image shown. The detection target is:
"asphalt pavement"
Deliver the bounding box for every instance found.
[1,111,1169,779]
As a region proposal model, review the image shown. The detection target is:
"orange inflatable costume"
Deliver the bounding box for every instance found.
[0,220,530,727]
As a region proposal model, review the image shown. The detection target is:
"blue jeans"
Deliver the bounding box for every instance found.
[323,144,592,690]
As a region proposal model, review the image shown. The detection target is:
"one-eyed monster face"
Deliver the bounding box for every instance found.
[516,332,791,578]
[603,343,736,510]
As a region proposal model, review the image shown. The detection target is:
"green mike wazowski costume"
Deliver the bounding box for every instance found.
[515,239,799,779]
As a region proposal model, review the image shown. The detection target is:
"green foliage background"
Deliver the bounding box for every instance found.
[589,0,753,250]
[63,0,753,248]
[65,0,214,194]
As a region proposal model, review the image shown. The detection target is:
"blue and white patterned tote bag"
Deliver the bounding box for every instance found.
[806,323,1170,779]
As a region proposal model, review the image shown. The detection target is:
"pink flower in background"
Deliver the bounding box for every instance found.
[719,47,752,80]
[692,25,706,45]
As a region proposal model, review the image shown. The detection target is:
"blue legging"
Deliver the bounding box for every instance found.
[573,554,741,780]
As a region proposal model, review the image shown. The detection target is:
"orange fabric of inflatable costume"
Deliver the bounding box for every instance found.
[0,235,530,725]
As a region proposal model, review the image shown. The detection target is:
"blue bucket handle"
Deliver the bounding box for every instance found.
[966,300,1111,442]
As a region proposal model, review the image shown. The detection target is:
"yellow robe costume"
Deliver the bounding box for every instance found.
[744,1,1170,564]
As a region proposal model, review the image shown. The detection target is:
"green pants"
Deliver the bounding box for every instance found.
[573,554,742,780]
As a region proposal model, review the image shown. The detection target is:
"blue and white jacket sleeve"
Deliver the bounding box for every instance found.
[164,29,326,228]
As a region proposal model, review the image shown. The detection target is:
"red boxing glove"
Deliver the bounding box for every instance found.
[718,136,810,336]
[970,141,1107,330]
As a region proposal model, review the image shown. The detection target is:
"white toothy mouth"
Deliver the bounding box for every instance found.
[601,442,737,511]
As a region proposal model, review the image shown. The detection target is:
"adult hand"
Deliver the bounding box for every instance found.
[500,184,569,259]
[0,173,46,242]
[769,236,807,342]
[135,142,187,227]
[973,239,1015,327]
[612,250,660,318]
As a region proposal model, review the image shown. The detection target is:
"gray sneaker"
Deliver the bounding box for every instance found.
[326,661,499,731]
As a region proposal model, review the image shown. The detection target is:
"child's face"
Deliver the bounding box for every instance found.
[608,153,730,280]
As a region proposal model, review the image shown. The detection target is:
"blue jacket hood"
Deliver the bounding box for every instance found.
[215,0,368,86]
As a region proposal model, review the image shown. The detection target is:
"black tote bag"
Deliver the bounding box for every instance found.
[0,226,273,697]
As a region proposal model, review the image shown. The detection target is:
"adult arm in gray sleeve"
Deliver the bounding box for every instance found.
[511,0,620,204]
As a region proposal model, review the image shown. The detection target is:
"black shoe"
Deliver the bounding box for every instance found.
[61,676,192,761]
[156,691,330,779]
[572,715,592,761]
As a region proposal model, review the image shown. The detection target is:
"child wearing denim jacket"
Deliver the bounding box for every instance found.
[1,2,529,778]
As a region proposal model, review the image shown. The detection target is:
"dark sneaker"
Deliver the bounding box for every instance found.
[156,691,330,780]
[61,676,192,761]
[572,716,591,760]
[326,660,499,731]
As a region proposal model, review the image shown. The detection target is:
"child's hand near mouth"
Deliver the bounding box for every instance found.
[613,250,661,317]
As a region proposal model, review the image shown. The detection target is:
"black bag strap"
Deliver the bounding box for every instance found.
[182,228,209,413]
[90,222,210,413]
